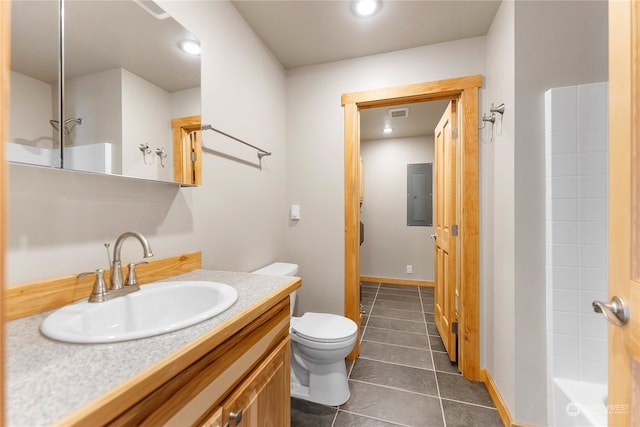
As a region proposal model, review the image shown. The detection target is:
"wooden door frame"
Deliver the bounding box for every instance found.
[342,75,482,380]
[172,115,202,186]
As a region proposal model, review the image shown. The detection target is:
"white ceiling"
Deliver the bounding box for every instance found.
[231,0,501,70]
[12,1,500,139]
[11,1,200,92]
[360,100,450,141]
[232,0,500,139]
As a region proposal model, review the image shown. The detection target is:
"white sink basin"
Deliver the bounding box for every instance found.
[40,281,238,344]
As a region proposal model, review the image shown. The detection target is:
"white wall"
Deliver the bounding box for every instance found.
[513,2,607,425]
[360,135,435,281]
[121,69,173,182]
[170,87,200,118]
[5,5,609,425]
[65,68,123,173]
[286,37,485,316]
[163,0,289,274]
[8,71,57,168]
[6,0,287,285]
[482,0,516,414]
[481,1,608,425]
[66,68,194,181]
[9,71,55,149]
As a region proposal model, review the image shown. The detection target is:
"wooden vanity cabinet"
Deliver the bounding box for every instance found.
[97,297,291,427]
[212,338,290,427]
[201,408,223,427]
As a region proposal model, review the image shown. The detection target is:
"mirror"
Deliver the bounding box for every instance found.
[9,1,60,168]
[9,0,201,184]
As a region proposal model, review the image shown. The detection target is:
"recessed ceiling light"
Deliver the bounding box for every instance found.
[179,39,201,55]
[352,0,382,17]
[383,127,393,134]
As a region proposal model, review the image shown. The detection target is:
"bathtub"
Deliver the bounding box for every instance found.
[6,142,113,173]
[552,378,607,427]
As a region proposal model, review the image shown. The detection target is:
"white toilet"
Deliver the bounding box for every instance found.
[252,262,357,406]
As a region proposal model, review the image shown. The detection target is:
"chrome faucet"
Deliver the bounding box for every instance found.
[110,231,154,290]
[79,232,154,303]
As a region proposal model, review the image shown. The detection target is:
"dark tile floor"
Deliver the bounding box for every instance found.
[291,281,503,427]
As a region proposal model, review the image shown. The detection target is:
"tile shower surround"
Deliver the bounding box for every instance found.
[545,82,609,384]
[291,282,502,427]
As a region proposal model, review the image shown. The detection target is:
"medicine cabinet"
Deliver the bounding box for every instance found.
[9,0,202,185]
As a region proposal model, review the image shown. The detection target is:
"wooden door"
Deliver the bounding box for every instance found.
[171,115,202,185]
[607,1,640,425]
[434,100,457,362]
[220,338,290,427]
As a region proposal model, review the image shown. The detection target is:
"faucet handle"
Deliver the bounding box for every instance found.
[78,269,108,303]
[125,261,148,287]
[103,243,112,265]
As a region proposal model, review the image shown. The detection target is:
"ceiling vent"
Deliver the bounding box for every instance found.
[388,107,409,119]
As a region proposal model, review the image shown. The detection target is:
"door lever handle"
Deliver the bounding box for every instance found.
[430,234,436,240]
[592,296,629,326]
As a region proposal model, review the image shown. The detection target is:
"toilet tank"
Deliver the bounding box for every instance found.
[252,262,299,276]
[252,262,299,316]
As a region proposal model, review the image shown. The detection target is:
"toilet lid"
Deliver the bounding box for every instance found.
[291,312,358,343]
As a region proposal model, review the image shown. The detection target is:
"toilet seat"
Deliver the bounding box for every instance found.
[291,312,357,343]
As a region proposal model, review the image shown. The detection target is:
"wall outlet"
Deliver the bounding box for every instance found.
[406,265,413,274]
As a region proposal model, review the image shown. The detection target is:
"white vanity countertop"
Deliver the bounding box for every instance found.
[6,269,297,427]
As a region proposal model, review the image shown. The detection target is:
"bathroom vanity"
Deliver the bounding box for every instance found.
[6,257,300,426]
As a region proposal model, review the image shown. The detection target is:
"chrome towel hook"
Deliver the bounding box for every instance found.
[478,103,505,144]
[490,103,505,115]
[138,143,154,164]
[155,147,167,168]
[478,112,496,129]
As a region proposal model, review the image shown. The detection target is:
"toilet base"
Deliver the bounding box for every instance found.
[290,382,310,401]
[290,361,351,406]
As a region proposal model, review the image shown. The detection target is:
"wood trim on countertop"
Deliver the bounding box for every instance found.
[360,275,434,287]
[5,252,202,321]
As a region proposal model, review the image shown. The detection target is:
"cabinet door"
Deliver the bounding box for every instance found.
[220,338,290,427]
[201,408,222,427]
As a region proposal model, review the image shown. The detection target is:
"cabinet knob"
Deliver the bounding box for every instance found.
[229,409,243,425]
